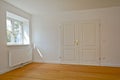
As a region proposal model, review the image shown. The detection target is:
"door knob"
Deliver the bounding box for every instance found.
[75,40,79,46]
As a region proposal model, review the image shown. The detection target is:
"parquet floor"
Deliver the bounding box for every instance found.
[0,63,120,80]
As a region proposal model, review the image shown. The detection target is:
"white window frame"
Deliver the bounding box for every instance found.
[6,11,30,46]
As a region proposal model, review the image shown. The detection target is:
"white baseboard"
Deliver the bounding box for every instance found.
[0,61,32,74]
[33,60,60,64]
[101,64,120,67]
[0,68,10,74]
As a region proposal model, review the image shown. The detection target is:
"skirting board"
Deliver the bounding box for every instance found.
[0,61,32,74]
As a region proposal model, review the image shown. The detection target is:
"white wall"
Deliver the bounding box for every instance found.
[32,7,120,67]
[0,0,31,74]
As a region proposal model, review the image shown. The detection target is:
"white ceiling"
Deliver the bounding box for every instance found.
[3,0,120,14]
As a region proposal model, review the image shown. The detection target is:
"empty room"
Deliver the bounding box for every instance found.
[0,0,120,80]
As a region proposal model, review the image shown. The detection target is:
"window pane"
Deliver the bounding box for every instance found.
[13,20,23,44]
[7,19,12,31]
[7,19,12,42]
[7,18,24,45]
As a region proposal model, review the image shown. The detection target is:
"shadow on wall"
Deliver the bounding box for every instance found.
[32,44,44,62]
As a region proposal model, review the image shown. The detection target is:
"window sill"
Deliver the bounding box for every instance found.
[7,44,30,47]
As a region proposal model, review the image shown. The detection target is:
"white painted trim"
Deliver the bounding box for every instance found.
[59,25,64,63]
[0,62,32,74]
[60,20,101,65]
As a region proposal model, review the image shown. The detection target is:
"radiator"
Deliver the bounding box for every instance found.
[9,48,32,67]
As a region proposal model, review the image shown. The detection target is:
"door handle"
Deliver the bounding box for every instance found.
[75,40,79,46]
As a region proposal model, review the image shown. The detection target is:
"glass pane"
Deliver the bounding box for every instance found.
[23,22,30,44]
[7,19,12,31]
[7,19,12,42]
[13,20,23,44]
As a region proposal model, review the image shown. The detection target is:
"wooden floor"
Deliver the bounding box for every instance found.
[0,63,120,80]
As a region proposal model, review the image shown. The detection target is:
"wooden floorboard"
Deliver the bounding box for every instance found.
[0,63,120,80]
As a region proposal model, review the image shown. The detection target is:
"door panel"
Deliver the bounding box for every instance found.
[63,48,75,59]
[61,24,77,64]
[82,23,96,42]
[61,21,100,66]
[79,23,100,65]
[63,24,75,46]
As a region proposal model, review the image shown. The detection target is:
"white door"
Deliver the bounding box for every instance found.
[78,22,100,65]
[61,21,100,66]
[61,24,78,64]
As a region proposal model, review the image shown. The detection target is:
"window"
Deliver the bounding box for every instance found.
[6,12,30,45]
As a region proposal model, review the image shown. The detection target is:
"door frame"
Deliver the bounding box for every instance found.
[59,20,101,65]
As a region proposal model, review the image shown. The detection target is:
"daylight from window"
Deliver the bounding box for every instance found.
[6,12,30,45]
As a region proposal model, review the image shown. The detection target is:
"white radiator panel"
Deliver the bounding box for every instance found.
[9,48,32,67]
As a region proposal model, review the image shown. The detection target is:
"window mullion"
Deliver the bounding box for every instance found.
[21,23,24,44]
[11,18,14,43]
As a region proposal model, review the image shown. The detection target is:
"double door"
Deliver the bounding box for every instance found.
[60,21,100,66]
